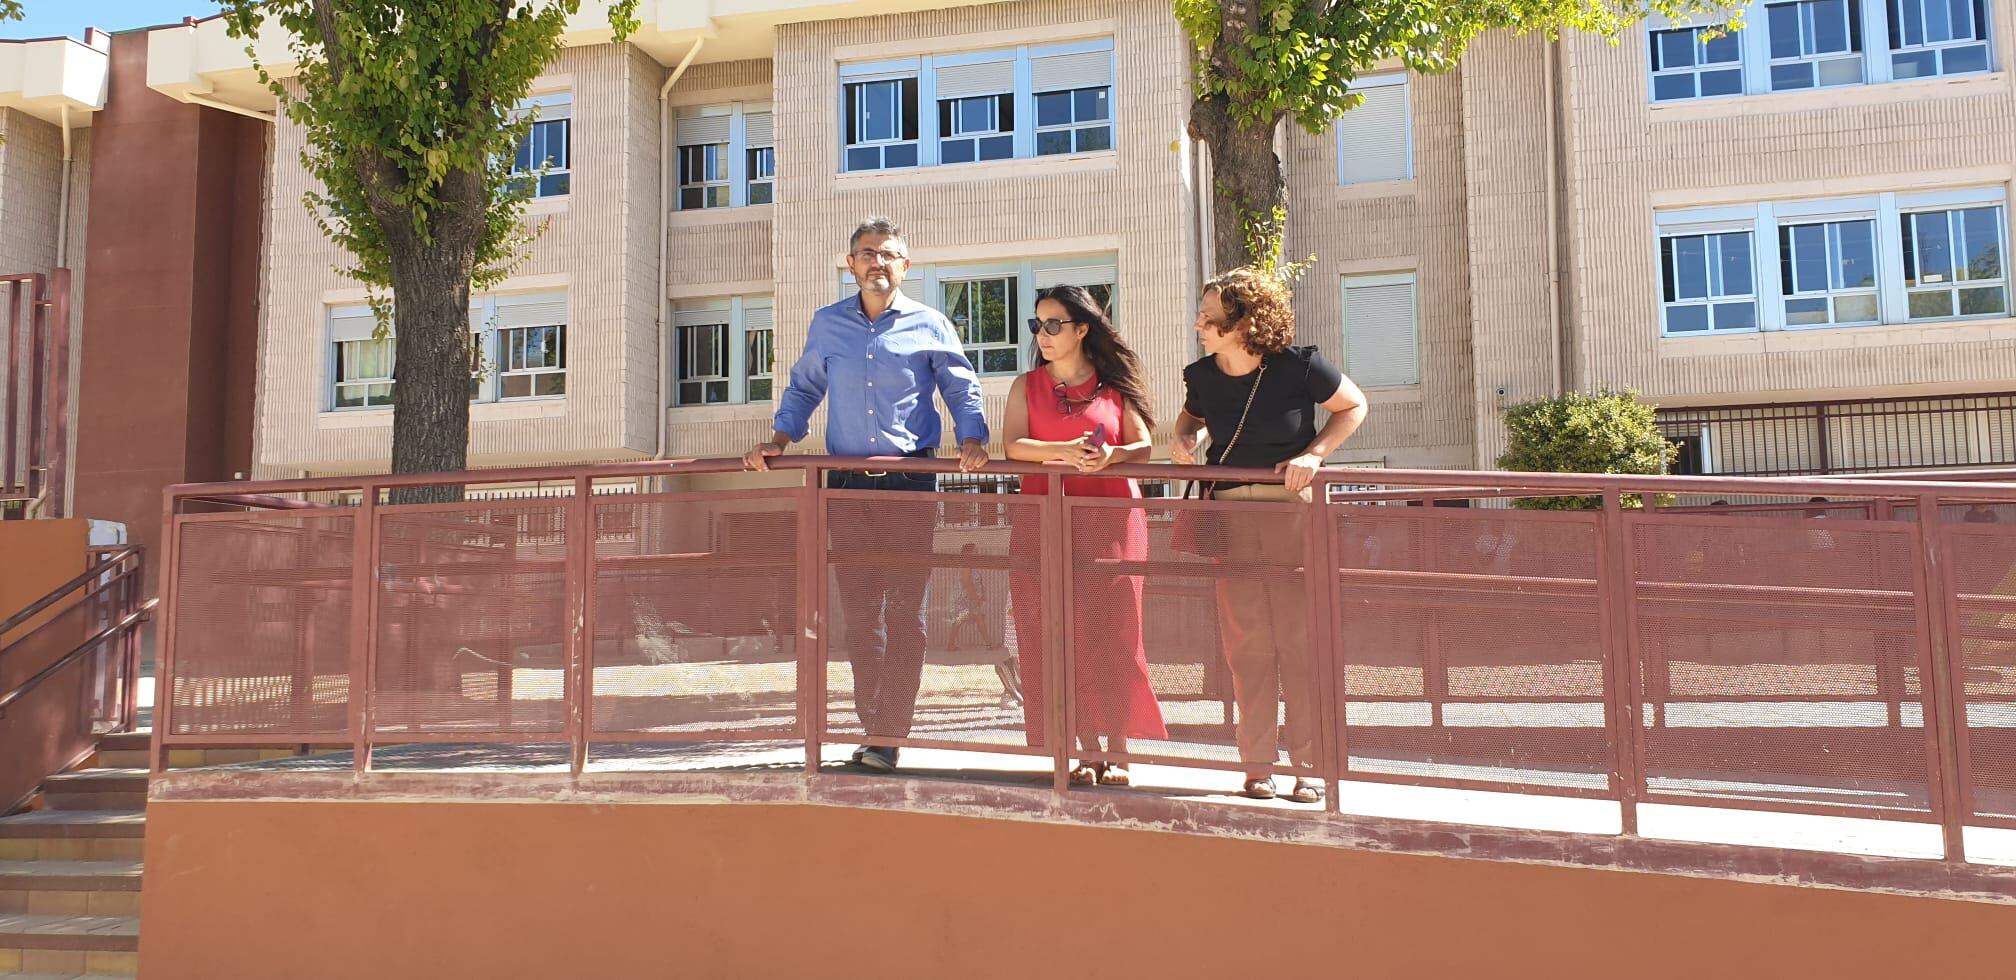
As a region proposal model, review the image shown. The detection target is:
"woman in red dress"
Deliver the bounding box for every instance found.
[1003,285,1166,787]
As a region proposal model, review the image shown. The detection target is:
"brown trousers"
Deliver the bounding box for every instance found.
[1211,483,1318,773]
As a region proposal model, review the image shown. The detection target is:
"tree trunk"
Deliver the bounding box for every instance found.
[1190,95,1288,274]
[385,225,479,503]
[1186,0,1285,274]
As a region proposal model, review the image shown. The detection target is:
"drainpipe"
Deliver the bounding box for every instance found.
[654,38,704,465]
[1542,39,1566,397]
[55,106,72,267]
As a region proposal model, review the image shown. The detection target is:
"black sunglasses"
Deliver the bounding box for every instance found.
[1027,317,1079,336]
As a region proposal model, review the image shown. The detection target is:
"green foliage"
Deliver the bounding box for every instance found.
[1178,0,1743,132]
[1496,388,1678,510]
[1176,0,1745,262]
[1238,202,1312,283]
[217,1,638,311]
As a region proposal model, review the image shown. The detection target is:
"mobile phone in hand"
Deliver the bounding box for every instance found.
[1088,423,1109,449]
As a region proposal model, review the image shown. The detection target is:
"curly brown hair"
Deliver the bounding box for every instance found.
[1203,267,1296,354]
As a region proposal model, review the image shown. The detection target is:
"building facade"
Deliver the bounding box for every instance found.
[9,0,2016,517]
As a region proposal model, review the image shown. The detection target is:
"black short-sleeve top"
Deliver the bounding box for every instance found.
[1182,345,1344,475]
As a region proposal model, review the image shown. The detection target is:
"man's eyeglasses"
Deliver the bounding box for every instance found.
[852,248,908,264]
[1027,317,1078,336]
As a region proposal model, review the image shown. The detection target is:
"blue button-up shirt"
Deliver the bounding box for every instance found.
[771,291,990,456]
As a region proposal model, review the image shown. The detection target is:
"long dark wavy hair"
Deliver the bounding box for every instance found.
[1031,284,1155,431]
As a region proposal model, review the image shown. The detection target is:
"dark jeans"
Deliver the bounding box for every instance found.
[826,462,938,742]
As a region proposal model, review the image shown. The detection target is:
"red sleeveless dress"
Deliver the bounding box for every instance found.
[1009,367,1167,745]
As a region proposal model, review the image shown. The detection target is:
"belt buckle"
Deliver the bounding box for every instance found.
[861,470,889,478]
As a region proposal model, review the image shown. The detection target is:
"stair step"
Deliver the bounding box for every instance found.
[96,747,296,769]
[0,815,144,840]
[0,815,143,863]
[86,734,149,754]
[0,949,138,976]
[38,775,144,795]
[0,863,140,893]
[35,775,145,814]
[0,973,136,979]
[0,914,138,950]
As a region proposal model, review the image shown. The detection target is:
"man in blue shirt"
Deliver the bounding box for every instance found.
[745,216,989,773]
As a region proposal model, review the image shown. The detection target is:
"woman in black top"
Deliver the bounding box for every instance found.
[1171,267,1367,802]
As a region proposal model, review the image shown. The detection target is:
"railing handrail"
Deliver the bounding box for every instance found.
[164,456,2016,505]
[0,560,143,656]
[0,545,142,638]
[0,599,156,718]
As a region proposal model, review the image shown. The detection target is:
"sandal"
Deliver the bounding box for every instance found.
[1287,777,1326,804]
[1069,763,1099,787]
[1241,776,1277,800]
[1097,763,1131,787]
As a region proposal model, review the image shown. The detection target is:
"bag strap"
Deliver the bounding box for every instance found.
[1193,360,1267,501]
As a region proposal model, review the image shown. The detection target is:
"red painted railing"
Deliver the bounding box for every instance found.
[153,458,2016,863]
[0,545,151,812]
[0,270,72,515]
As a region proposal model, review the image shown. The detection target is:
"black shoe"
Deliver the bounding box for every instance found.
[858,746,899,773]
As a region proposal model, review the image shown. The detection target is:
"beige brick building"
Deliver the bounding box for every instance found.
[129,0,2016,482]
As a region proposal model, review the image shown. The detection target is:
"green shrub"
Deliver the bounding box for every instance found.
[1495,389,1676,510]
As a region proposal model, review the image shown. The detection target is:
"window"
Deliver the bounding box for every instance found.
[844,77,920,171]
[1034,87,1111,155]
[1779,217,1880,325]
[1657,189,2010,338]
[501,324,566,398]
[940,95,1015,163]
[677,104,774,210]
[1335,74,1413,183]
[510,93,571,198]
[1889,0,1992,77]
[936,57,1016,164]
[1902,203,2007,319]
[1668,431,1712,475]
[840,39,1114,172]
[333,313,394,408]
[746,308,775,402]
[1341,273,1420,387]
[678,143,730,210]
[748,147,775,205]
[838,255,1118,376]
[1767,0,1864,89]
[944,275,1020,375]
[677,320,730,405]
[329,292,568,410]
[1032,45,1113,156]
[1650,25,1744,100]
[673,297,773,406]
[481,294,569,401]
[1644,0,1991,100]
[745,111,775,205]
[1660,230,1759,333]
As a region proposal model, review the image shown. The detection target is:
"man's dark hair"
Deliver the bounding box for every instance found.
[850,216,905,252]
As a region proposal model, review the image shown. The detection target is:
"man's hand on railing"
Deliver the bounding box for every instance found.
[1170,432,1199,466]
[743,441,784,472]
[957,437,989,473]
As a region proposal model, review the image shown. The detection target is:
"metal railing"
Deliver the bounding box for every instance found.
[1658,393,2016,477]
[152,458,2016,864]
[0,545,152,812]
[1,270,73,515]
